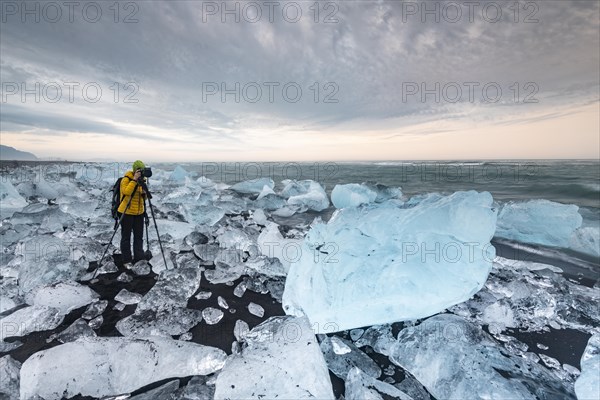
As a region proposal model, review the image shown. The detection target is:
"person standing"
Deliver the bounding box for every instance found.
[118,160,147,267]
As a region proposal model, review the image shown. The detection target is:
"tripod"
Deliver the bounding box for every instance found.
[95,179,168,278]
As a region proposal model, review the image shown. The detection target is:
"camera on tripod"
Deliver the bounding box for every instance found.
[140,167,153,178]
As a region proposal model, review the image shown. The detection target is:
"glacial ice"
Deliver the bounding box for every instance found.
[0,305,64,342]
[449,256,600,334]
[0,355,21,400]
[48,318,97,343]
[257,222,301,272]
[19,336,227,399]
[320,336,381,379]
[388,314,574,399]
[575,334,600,400]
[345,367,414,400]
[114,289,143,305]
[137,267,202,312]
[285,180,329,212]
[16,179,59,200]
[16,235,88,294]
[247,302,264,317]
[214,316,334,399]
[170,165,190,182]
[0,180,27,219]
[116,308,203,337]
[331,183,378,208]
[283,190,498,332]
[202,307,224,325]
[82,300,108,320]
[230,178,274,194]
[25,281,99,315]
[495,199,583,248]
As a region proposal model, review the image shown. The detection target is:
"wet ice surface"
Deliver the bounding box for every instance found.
[0,162,598,399]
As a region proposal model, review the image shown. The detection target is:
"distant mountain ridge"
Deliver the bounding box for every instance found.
[0,145,38,161]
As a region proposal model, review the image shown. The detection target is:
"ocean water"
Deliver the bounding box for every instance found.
[154,159,600,222]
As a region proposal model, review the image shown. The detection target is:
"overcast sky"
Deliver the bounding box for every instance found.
[1,0,599,161]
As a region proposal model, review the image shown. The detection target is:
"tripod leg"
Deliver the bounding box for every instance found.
[147,198,169,270]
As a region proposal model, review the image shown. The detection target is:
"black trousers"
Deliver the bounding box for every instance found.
[119,212,144,263]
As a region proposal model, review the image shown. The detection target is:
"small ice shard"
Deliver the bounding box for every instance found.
[217,296,229,309]
[174,375,216,399]
[50,318,97,343]
[283,190,498,333]
[116,308,203,337]
[0,355,21,400]
[482,302,516,334]
[137,267,202,312]
[247,302,264,318]
[116,272,133,282]
[19,336,227,399]
[320,336,381,379]
[131,260,151,275]
[179,332,193,341]
[194,243,221,263]
[388,314,574,399]
[575,334,600,400]
[331,183,378,208]
[96,260,119,274]
[245,256,286,278]
[214,316,334,399]
[113,302,126,311]
[130,379,180,400]
[183,204,226,226]
[495,199,582,248]
[204,261,245,284]
[233,320,250,342]
[349,329,364,342]
[345,367,414,400]
[89,315,103,329]
[25,281,99,315]
[185,231,210,246]
[330,336,352,355]
[0,305,64,341]
[202,307,224,325]
[82,300,108,320]
[252,208,267,225]
[233,282,247,298]
[257,184,276,200]
[231,178,274,195]
[170,165,190,181]
[149,251,176,274]
[195,291,212,300]
[115,289,143,305]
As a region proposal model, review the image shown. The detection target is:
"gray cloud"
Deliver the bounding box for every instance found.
[1,0,598,144]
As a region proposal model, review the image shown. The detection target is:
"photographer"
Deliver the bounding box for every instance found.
[117,160,148,267]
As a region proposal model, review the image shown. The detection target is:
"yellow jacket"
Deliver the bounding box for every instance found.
[117,171,146,215]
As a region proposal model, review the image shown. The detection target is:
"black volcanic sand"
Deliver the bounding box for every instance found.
[1,235,596,398]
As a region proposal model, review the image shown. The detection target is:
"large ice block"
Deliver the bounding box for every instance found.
[283,191,498,332]
[575,334,600,400]
[214,316,334,399]
[495,199,582,248]
[331,183,378,208]
[388,314,574,399]
[19,336,227,399]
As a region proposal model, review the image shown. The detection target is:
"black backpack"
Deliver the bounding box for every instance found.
[111,176,127,220]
